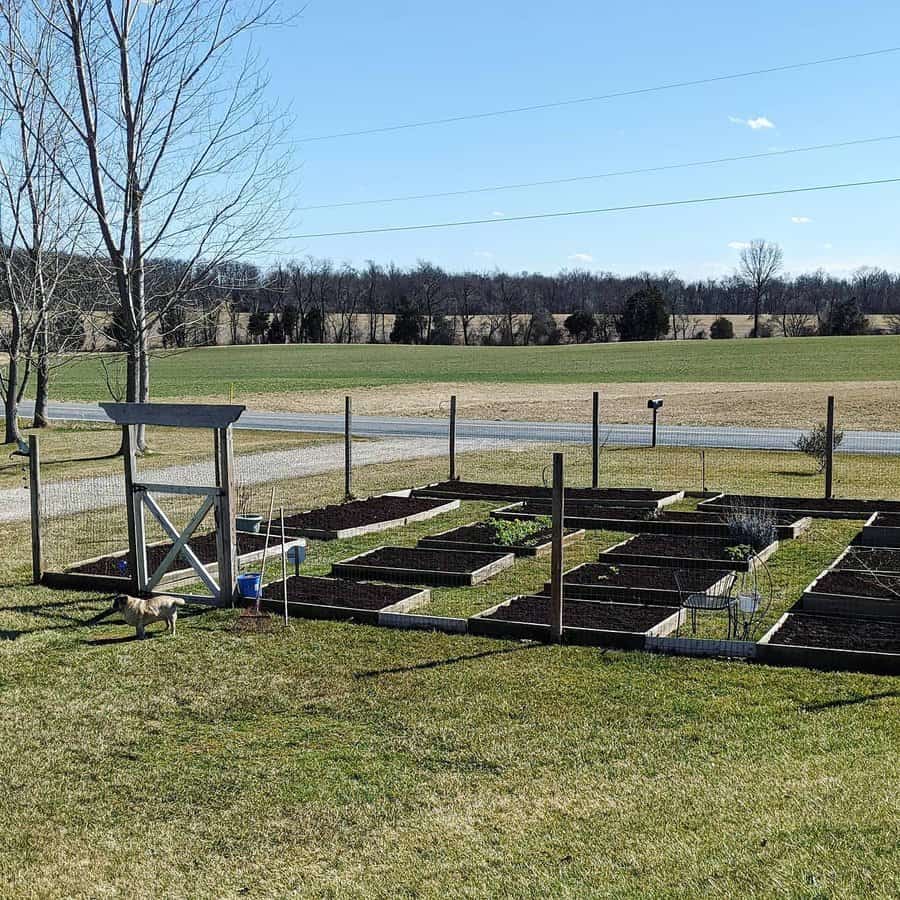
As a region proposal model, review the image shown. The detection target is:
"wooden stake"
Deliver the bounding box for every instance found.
[254,486,277,613]
[550,452,565,643]
[591,391,600,489]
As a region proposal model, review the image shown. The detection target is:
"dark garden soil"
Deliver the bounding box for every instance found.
[260,575,421,611]
[603,534,760,562]
[770,614,900,652]
[517,501,658,520]
[278,496,450,532]
[415,481,675,504]
[338,547,510,573]
[815,570,900,599]
[69,531,273,577]
[839,547,900,572]
[482,595,676,630]
[705,494,900,515]
[563,563,730,592]
[872,513,900,528]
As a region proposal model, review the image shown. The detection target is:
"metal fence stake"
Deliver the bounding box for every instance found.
[824,395,835,499]
[550,452,565,643]
[591,391,600,489]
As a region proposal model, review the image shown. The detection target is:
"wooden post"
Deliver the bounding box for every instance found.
[449,394,458,481]
[28,435,43,585]
[824,395,835,500]
[344,395,353,500]
[550,452,565,643]
[651,407,659,448]
[123,424,148,594]
[591,391,600,489]
[216,424,238,607]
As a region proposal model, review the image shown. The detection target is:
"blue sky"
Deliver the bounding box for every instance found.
[260,1,900,279]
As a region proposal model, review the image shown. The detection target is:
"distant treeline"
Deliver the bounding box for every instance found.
[135,258,900,347]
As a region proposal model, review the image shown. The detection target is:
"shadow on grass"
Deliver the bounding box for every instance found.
[802,690,899,712]
[354,642,540,679]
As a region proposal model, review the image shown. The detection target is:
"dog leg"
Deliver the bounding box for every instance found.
[136,624,146,640]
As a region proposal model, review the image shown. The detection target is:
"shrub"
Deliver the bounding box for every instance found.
[564,310,596,343]
[709,317,734,339]
[795,424,845,472]
[724,503,777,551]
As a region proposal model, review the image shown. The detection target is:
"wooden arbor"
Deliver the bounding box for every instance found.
[100,402,246,606]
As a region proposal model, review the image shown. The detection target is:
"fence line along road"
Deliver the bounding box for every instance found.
[18,401,900,455]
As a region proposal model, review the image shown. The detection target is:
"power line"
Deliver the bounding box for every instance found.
[297,46,900,143]
[277,176,900,239]
[297,134,900,210]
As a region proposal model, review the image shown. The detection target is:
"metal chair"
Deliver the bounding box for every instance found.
[674,569,738,638]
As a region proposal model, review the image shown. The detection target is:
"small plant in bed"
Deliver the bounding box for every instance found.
[724,544,755,562]
[490,516,552,547]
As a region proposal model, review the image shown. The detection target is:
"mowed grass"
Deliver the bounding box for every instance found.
[2,448,900,896]
[36,334,900,401]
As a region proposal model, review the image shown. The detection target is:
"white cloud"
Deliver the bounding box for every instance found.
[823,243,833,250]
[568,252,593,263]
[728,241,751,250]
[791,216,812,224]
[490,211,505,218]
[729,115,775,130]
[474,250,494,259]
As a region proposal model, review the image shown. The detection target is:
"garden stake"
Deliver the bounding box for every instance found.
[280,506,289,626]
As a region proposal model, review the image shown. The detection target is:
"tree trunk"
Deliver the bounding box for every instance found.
[3,353,23,445]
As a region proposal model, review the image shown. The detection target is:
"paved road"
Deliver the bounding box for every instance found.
[18,401,900,455]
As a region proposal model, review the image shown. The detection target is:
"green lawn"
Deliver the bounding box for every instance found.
[3,446,899,897]
[37,335,900,401]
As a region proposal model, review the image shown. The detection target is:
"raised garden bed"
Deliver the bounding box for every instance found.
[469,594,682,647]
[258,575,429,625]
[758,612,900,675]
[836,546,900,573]
[417,520,585,557]
[332,546,515,587]
[860,512,900,548]
[53,531,297,591]
[413,481,683,508]
[492,501,810,540]
[600,534,778,572]
[545,562,733,605]
[801,568,900,620]
[699,493,900,520]
[268,493,459,540]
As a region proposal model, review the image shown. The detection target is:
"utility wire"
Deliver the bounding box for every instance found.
[298,134,900,210]
[278,176,900,239]
[298,46,900,142]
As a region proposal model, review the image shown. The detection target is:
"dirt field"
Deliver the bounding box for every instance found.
[213,380,900,430]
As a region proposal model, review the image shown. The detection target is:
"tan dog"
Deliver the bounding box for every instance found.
[113,594,185,639]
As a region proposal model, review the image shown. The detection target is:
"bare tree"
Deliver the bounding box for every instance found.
[13,0,290,449]
[739,240,783,337]
[0,3,84,443]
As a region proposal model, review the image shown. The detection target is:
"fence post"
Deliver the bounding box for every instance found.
[550,452,565,643]
[28,435,42,585]
[216,424,238,608]
[449,395,457,481]
[591,391,600,489]
[122,424,147,595]
[344,395,353,500]
[824,395,835,500]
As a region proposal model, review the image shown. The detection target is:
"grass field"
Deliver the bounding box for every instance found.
[35,334,900,399]
[3,340,900,896]
[2,447,899,897]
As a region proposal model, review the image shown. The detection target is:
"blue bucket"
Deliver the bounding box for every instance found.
[237,573,262,600]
